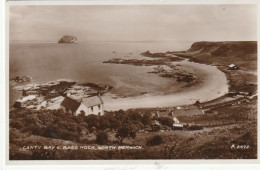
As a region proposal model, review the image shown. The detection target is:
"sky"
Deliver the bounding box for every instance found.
[9,5,257,42]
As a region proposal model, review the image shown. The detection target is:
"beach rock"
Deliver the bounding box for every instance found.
[58,35,77,44]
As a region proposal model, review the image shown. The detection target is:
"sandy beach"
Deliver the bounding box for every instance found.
[102,60,229,111]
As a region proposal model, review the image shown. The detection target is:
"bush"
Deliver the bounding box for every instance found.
[10,119,24,129]
[96,131,109,145]
[108,117,122,130]
[188,125,203,130]
[128,112,142,122]
[115,126,136,144]
[142,113,152,126]
[146,135,164,146]
[84,115,100,129]
[99,117,110,130]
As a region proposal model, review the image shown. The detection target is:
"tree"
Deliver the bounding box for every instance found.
[115,126,136,144]
[74,115,84,124]
[96,131,109,145]
[107,117,121,130]
[84,115,100,129]
[114,110,128,123]
[131,121,144,131]
[146,135,164,146]
[142,113,152,126]
[99,117,110,130]
[128,112,142,122]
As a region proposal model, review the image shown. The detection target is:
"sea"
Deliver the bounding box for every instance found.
[9,41,193,106]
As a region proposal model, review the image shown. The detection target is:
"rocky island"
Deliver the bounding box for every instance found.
[58,35,77,44]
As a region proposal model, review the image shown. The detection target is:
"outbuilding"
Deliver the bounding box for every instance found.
[228,64,240,70]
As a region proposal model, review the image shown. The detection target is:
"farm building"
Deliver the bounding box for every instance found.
[151,109,173,118]
[151,120,161,131]
[228,64,240,70]
[60,95,104,116]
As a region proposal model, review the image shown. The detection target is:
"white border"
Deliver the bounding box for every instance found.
[2,0,260,168]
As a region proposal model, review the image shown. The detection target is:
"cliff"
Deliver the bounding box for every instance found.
[58,35,77,44]
[173,41,257,71]
[172,41,257,94]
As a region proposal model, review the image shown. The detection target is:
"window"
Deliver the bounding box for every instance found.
[91,106,93,112]
[98,104,101,109]
[98,112,101,116]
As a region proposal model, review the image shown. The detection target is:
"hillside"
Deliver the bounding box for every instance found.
[172,41,257,93]
[186,41,257,71]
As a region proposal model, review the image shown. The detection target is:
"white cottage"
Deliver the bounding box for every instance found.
[60,96,104,116]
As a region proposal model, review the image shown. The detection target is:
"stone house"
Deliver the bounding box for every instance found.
[60,95,104,116]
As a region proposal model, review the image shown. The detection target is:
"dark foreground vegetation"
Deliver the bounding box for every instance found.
[10,96,257,159]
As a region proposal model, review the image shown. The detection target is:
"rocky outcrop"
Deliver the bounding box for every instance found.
[58,35,77,44]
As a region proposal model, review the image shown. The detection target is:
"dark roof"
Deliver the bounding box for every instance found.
[60,97,81,112]
[82,96,103,107]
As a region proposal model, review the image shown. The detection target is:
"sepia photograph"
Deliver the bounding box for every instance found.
[7,2,257,161]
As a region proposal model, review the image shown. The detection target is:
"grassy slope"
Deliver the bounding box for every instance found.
[10,121,257,159]
[173,41,257,93]
[187,41,257,70]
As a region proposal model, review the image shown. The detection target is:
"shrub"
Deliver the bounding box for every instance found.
[128,112,142,122]
[115,126,136,144]
[10,119,24,129]
[99,117,110,130]
[84,115,100,129]
[96,131,109,145]
[146,135,164,146]
[188,125,203,130]
[142,113,152,126]
[108,117,122,130]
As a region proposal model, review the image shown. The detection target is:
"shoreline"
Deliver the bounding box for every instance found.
[102,60,229,111]
[10,56,229,112]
